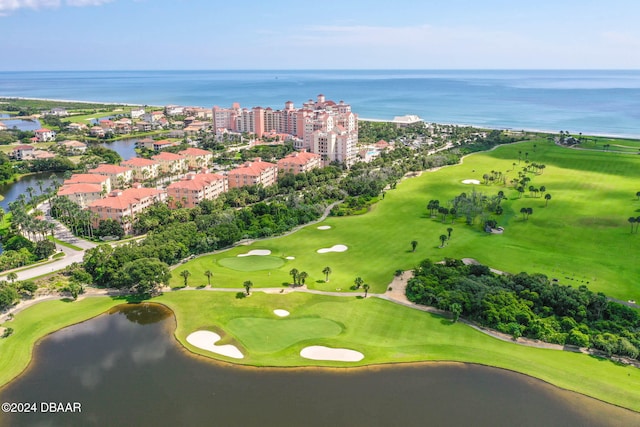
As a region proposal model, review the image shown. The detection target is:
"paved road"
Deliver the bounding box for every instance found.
[0,201,97,281]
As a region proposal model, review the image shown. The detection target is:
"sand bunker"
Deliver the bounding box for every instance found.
[286,256,295,260]
[186,331,244,359]
[273,309,290,317]
[300,346,364,362]
[237,249,271,257]
[317,226,331,230]
[317,245,348,254]
[462,179,481,185]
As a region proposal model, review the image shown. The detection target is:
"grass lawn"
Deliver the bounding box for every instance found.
[175,138,640,301]
[154,291,640,412]
[218,254,285,272]
[47,236,83,251]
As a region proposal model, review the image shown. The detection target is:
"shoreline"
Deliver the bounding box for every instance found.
[3,95,639,140]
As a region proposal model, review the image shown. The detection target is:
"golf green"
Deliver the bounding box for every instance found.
[218,255,285,271]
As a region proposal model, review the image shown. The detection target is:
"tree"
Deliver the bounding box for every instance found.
[120,257,171,296]
[354,276,364,289]
[544,193,552,206]
[204,270,213,287]
[450,302,462,322]
[243,280,253,295]
[439,234,447,248]
[322,266,332,282]
[447,227,453,239]
[362,283,370,298]
[637,191,640,200]
[0,286,19,310]
[298,271,308,286]
[520,207,527,220]
[629,217,637,233]
[7,272,18,284]
[526,207,533,219]
[411,240,418,252]
[289,268,299,286]
[180,270,191,287]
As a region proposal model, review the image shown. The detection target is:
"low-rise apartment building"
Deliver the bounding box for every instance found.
[277,150,322,175]
[88,164,133,189]
[166,173,228,208]
[227,158,278,189]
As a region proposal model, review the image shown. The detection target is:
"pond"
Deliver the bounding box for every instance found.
[0,171,64,212]
[98,137,138,160]
[1,118,42,132]
[0,303,637,427]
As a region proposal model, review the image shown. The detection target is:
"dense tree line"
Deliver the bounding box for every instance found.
[406,258,640,360]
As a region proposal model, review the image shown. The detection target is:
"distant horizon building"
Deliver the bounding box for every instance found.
[212,94,358,165]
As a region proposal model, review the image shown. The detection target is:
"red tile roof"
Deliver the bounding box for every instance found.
[152,152,185,162]
[179,147,212,156]
[121,158,159,167]
[229,159,277,177]
[57,183,103,195]
[88,188,163,210]
[89,164,132,174]
[278,150,321,165]
[167,173,225,191]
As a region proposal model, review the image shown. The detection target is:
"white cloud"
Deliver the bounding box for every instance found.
[0,0,113,15]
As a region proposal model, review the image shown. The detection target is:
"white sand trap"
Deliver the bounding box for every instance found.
[237,249,271,257]
[462,179,481,185]
[317,225,331,230]
[273,309,290,317]
[317,244,348,254]
[186,331,244,359]
[286,256,295,260]
[300,346,364,362]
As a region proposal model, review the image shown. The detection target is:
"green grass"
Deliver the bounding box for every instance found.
[154,291,640,412]
[47,236,83,251]
[218,255,285,272]
[175,138,640,301]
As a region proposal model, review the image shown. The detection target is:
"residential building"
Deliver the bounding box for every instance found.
[34,128,56,142]
[63,173,111,194]
[143,111,164,123]
[0,122,7,131]
[121,157,160,182]
[151,152,188,175]
[12,144,34,160]
[277,150,322,175]
[87,164,133,189]
[178,147,213,170]
[66,122,87,132]
[56,183,103,208]
[137,138,178,151]
[166,173,228,208]
[130,107,145,119]
[59,140,87,153]
[87,186,166,234]
[48,107,69,117]
[227,158,278,189]
[32,150,56,160]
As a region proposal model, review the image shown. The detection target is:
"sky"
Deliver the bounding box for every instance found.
[1,0,639,70]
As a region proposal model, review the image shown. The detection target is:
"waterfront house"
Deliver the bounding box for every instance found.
[66,122,87,133]
[34,128,56,142]
[227,158,278,189]
[12,144,35,160]
[166,172,228,208]
[277,150,322,175]
[90,126,106,137]
[57,183,104,208]
[59,140,87,153]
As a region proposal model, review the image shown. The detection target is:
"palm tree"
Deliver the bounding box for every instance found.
[180,270,191,287]
[410,240,418,252]
[450,302,462,323]
[26,186,35,204]
[447,227,453,239]
[243,280,253,295]
[7,272,18,284]
[636,191,640,200]
[322,266,332,282]
[520,207,527,220]
[289,268,299,286]
[354,277,364,289]
[439,234,447,248]
[629,217,637,233]
[298,271,308,286]
[204,270,213,287]
[362,283,370,298]
[526,207,533,219]
[544,193,552,206]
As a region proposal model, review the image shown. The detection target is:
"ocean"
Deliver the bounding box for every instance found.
[1,69,639,138]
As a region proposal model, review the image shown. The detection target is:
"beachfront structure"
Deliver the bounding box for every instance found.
[166,173,228,208]
[130,107,145,119]
[87,186,166,234]
[56,183,103,208]
[151,152,188,175]
[392,115,422,127]
[277,150,322,175]
[178,147,214,170]
[121,157,160,182]
[62,173,111,194]
[212,95,358,165]
[11,145,35,160]
[88,164,133,189]
[227,158,278,189]
[34,128,56,142]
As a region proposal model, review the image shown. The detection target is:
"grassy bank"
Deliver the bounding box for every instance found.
[3,291,638,411]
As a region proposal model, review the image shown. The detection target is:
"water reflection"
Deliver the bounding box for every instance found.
[0,303,638,427]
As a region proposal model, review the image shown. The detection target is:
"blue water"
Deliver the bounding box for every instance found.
[1,70,639,137]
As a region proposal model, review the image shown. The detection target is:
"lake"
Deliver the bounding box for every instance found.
[98,137,138,161]
[0,303,637,427]
[0,171,64,212]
